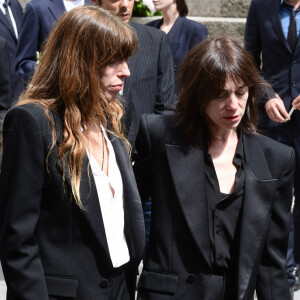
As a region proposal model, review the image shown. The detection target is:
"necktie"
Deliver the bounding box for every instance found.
[3,0,13,29]
[285,3,300,52]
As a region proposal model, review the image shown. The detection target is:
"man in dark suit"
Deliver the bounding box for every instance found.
[245,0,300,287]
[0,37,12,122]
[91,0,175,149]
[0,0,23,102]
[16,0,92,84]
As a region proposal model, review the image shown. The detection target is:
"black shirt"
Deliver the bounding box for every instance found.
[204,133,245,272]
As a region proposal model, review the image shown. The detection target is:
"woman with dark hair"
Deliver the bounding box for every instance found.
[0,6,145,300]
[147,0,207,90]
[135,36,294,300]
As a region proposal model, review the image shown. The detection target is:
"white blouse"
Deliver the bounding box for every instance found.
[86,129,130,268]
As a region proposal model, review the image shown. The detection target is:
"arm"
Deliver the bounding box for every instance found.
[245,0,288,122]
[154,33,175,115]
[0,39,12,119]
[0,106,49,299]
[133,115,152,204]
[190,24,208,49]
[16,3,39,83]
[256,148,295,300]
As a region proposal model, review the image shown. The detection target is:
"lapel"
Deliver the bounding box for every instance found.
[53,114,144,268]
[48,0,66,21]
[236,135,277,300]
[109,133,145,264]
[53,115,113,267]
[269,0,293,52]
[0,10,16,41]
[165,135,211,267]
[10,0,22,32]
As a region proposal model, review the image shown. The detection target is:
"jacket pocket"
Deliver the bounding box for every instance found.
[45,274,78,298]
[138,270,178,295]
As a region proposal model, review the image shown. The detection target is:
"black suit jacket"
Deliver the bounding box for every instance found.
[0,0,23,101]
[245,0,300,130]
[16,0,91,83]
[124,22,175,148]
[0,104,145,300]
[134,114,294,300]
[0,37,12,121]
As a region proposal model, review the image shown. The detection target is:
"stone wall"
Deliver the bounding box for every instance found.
[19,0,251,39]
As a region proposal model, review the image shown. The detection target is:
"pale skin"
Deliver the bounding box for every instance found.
[84,60,130,183]
[205,79,249,194]
[152,0,179,34]
[91,0,134,23]
[265,0,300,122]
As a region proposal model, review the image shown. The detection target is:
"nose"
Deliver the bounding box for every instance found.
[118,61,130,78]
[120,0,129,9]
[226,93,239,110]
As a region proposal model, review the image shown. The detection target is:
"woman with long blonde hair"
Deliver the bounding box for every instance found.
[0,6,145,300]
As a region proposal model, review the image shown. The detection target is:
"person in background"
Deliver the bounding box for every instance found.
[147,0,207,94]
[0,6,144,300]
[91,0,175,151]
[0,0,23,102]
[245,0,300,290]
[0,36,12,132]
[135,36,294,300]
[16,0,91,85]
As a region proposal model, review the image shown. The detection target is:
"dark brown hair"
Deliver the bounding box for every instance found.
[175,36,265,146]
[18,6,137,208]
[176,0,188,16]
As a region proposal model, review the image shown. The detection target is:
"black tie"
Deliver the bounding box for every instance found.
[285,3,300,52]
[3,0,13,28]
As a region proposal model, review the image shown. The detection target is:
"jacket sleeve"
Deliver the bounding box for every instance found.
[154,33,175,115]
[0,106,49,300]
[190,24,208,49]
[16,2,39,84]
[244,0,276,102]
[256,148,295,300]
[133,115,152,204]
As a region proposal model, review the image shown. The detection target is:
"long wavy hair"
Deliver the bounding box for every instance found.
[17,6,137,209]
[175,36,266,147]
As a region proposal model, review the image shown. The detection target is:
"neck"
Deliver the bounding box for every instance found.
[162,4,179,26]
[209,128,237,145]
[286,0,300,9]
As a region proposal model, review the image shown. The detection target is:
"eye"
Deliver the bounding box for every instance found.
[215,91,227,99]
[235,88,248,97]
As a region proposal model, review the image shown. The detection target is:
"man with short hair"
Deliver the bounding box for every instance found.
[91,0,175,150]
[16,0,92,84]
[245,0,300,293]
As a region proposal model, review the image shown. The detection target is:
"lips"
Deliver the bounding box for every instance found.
[111,83,124,91]
[224,115,240,122]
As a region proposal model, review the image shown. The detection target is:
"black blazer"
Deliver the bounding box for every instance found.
[0,104,145,300]
[0,0,23,101]
[134,114,294,300]
[16,0,91,83]
[0,37,12,121]
[124,22,175,148]
[245,0,300,130]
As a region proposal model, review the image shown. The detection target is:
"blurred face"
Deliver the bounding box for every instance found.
[101,60,130,101]
[205,78,249,132]
[92,0,134,23]
[152,0,176,11]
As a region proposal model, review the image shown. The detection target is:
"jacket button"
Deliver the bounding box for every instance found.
[186,274,196,284]
[100,279,110,288]
[293,81,296,87]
